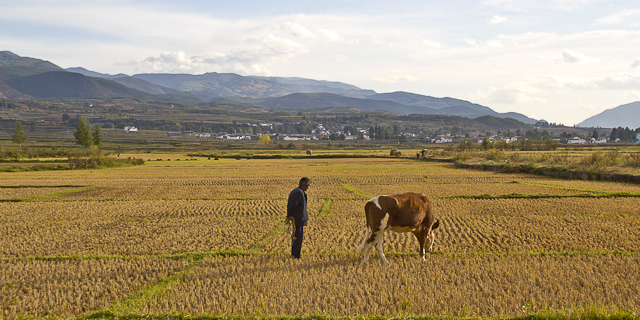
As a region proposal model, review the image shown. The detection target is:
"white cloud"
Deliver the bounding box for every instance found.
[473,82,545,104]
[625,90,640,100]
[489,15,507,24]
[486,39,504,48]
[318,28,354,44]
[631,57,640,69]
[281,21,316,39]
[261,34,308,56]
[373,75,421,83]
[326,55,350,62]
[595,72,640,90]
[464,38,478,46]
[562,49,599,64]
[422,39,442,49]
[597,9,640,26]
[482,0,606,11]
[536,72,640,91]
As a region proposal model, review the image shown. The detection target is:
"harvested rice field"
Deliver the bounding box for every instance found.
[1,157,639,319]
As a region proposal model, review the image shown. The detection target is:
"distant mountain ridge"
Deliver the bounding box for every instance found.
[0,51,62,71]
[253,76,377,98]
[365,92,534,123]
[66,67,128,79]
[578,102,640,128]
[0,51,539,123]
[0,52,201,101]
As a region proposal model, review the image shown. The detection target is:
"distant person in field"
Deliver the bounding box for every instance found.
[287,177,312,259]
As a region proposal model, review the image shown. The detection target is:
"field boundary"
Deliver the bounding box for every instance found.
[455,162,640,184]
[438,191,640,200]
[4,249,636,262]
[341,184,371,198]
[0,185,96,202]
[317,197,334,217]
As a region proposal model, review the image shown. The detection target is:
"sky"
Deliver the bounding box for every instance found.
[1,0,639,125]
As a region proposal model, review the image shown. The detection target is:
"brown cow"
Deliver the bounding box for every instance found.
[358,192,440,263]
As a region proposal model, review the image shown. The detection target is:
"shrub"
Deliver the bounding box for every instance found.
[453,152,471,162]
[624,153,640,167]
[485,150,506,161]
[508,152,522,162]
[390,148,402,157]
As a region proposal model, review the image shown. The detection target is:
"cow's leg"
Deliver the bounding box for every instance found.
[362,226,378,263]
[363,227,382,263]
[428,232,436,251]
[375,231,388,264]
[358,227,370,249]
[363,242,374,263]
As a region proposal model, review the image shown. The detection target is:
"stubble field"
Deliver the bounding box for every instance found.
[1,156,639,319]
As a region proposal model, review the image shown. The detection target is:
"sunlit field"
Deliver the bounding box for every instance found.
[1,157,639,319]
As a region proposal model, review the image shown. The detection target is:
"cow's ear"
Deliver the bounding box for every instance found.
[432,219,440,230]
[378,195,399,211]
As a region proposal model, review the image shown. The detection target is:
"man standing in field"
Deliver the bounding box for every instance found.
[287,177,311,259]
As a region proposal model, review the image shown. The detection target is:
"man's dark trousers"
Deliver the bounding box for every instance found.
[291,226,304,258]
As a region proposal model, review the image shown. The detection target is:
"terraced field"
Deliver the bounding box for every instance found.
[1,157,639,319]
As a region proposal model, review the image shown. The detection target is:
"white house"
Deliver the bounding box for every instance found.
[124,126,138,132]
[433,136,453,143]
[567,137,586,144]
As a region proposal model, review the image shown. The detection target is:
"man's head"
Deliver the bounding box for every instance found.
[299,177,312,191]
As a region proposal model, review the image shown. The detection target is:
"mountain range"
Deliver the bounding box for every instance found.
[4,50,635,127]
[577,102,640,129]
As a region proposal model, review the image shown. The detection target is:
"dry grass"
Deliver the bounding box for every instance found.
[0,258,188,318]
[136,254,640,317]
[0,186,75,200]
[0,157,639,318]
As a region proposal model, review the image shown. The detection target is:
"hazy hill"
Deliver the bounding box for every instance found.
[578,101,640,128]
[66,67,128,79]
[133,72,298,100]
[216,92,537,122]
[0,51,62,71]
[0,51,540,123]
[4,70,201,102]
[253,76,377,98]
[367,91,536,123]
[217,92,439,114]
[110,77,187,95]
[66,67,186,95]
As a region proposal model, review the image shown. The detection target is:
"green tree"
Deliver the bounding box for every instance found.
[62,113,70,122]
[30,120,37,132]
[11,121,27,152]
[74,116,93,152]
[393,124,400,135]
[481,136,493,150]
[92,125,102,147]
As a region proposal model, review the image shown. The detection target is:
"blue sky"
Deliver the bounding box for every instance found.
[1,0,640,125]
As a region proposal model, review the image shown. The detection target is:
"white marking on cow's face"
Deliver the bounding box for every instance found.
[368,196,382,210]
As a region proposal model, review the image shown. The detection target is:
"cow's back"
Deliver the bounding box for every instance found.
[387,192,433,229]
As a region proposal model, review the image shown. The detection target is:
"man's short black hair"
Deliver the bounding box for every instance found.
[299,177,312,187]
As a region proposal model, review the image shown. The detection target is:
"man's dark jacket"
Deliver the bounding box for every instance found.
[287,187,308,226]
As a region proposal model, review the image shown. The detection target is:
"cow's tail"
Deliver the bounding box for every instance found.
[358,201,373,249]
